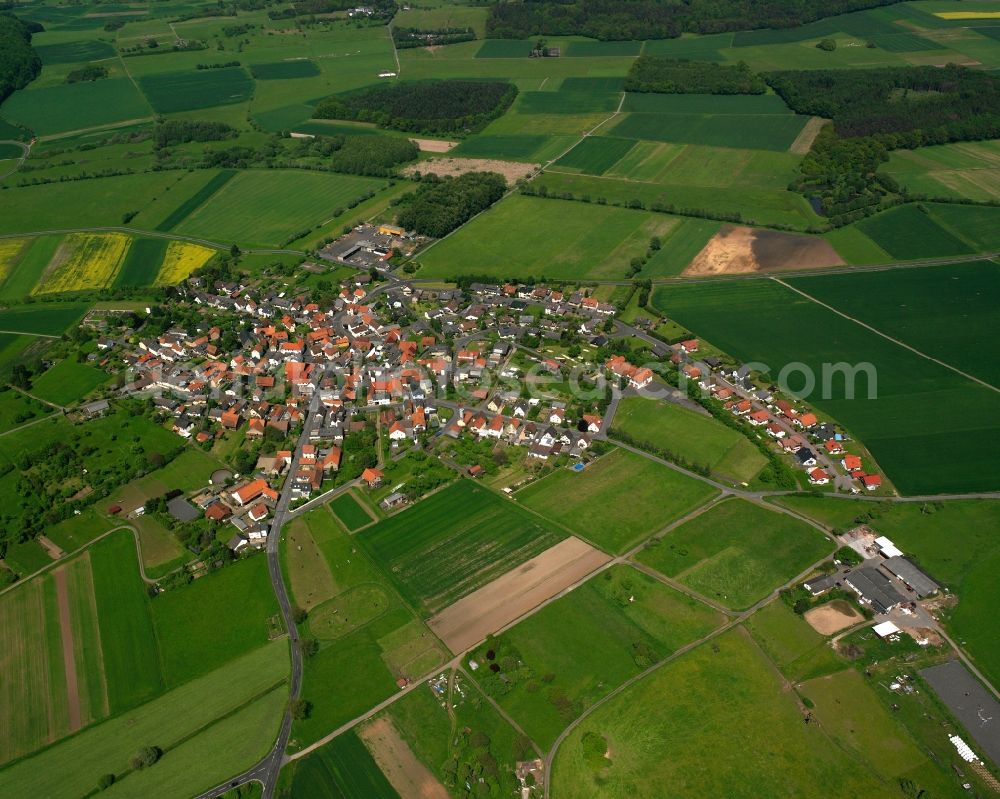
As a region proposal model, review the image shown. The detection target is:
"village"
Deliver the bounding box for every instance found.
[81,247,890,559]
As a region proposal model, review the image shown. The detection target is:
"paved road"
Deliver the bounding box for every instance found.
[194,385,325,799]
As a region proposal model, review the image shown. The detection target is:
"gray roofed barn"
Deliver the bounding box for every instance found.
[882,557,939,598]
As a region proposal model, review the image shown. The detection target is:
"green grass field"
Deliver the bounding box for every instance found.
[0,302,90,335]
[288,509,446,747]
[788,261,1000,388]
[745,600,845,682]
[881,140,1000,201]
[552,136,636,175]
[0,387,50,434]
[611,397,768,483]
[517,90,620,115]
[926,202,1000,251]
[173,170,384,247]
[114,237,168,288]
[153,170,237,232]
[34,39,117,64]
[329,490,373,531]
[471,564,723,749]
[250,60,321,80]
[151,555,279,686]
[772,495,1000,688]
[551,630,899,799]
[90,531,164,713]
[287,731,398,799]
[138,68,254,113]
[451,133,552,161]
[418,195,680,280]
[637,499,831,610]
[516,448,717,553]
[652,278,1000,494]
[1,79,152,136]
[0,641,288,799]
[359,480,567,615]
[856,204,973,259]
[0,236,60,300]
[30,360,108,406]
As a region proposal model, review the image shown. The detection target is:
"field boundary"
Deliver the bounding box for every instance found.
[772,277,1000,395]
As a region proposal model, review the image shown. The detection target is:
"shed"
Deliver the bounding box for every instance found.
[873,620,900,638]
[882,556,939,598]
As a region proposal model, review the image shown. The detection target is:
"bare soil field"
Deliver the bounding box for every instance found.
[804,599,863,636]
[410,138,458,153]
[428,536,612,654]
[402,156,538,185]
[359,716,450,799]
[52,566,82,732]
[683,224,845,276]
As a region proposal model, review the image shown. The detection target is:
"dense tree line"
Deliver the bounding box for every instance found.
[325,134,417,175]
[65,64,108,83]
[767,65,1000,221]
[395,172,507,238]
[485,0,902,41]
[392,26,476,48]
[153,119,238,148]
[765,65,1000,141]
[0,14,40,105]
[625,56,764,95]
[314,80,517,135]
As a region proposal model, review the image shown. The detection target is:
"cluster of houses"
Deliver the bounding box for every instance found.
[682,355,884,492]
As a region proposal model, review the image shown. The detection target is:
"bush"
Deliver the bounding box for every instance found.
[816,38,837,51]
[98,773,116,790]
[129,746,161,770]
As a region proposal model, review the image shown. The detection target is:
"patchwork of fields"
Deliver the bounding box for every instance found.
[359,480,567,615]
[516,448,718,553]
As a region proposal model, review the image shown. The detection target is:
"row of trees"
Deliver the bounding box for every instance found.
[485,0,901,41]
[0,14,40,105]
[153,119,238,148]
[392,26,476,49]
[395,172,507,238]
[625,56,765,95]
[313,80,517,136]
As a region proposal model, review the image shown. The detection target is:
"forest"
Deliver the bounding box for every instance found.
[313,80,517,136]
[625,57,765,95]
[485,0,902,41]
[153,119,238,148]
[0,13,40,105]
[767,65,1000,221]
[765,65,1000,142]
[396,172,507,238]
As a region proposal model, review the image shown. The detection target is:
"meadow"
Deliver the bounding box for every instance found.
[855,204,973,260]
[881,140,1000,201]
[418,195,680,281]
[450,133,554,162]
[637,499,831,610]
[551,630,901,799]
[329,490,373,531]
[33,232,131,295]
[0,236,60,300]
[516,448,717,553]
[151,555,279,686]
[34,38,116,64]
[0,79,152,136]
[359,480,567,615]
[0,641,288,799]
[611,397,768,484]
[789,260,1000,388]
[153,170,237,232]
[471,564,723,749]
[0,387,49,433]
[90,531,164,713]
[288,509,447,747]
[138,68,254,114]
[250,60,321,80]
[925,202,1000,251]
[173,170,386,247]
[652,278,1000,494]
[744,599,845,683]
[30,360,108,405]
[552,136,636,175]
[773,495,1000,688]
[286,731,398,799]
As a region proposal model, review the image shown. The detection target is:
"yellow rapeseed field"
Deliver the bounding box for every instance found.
[935,10,1000,19]
[154,241,216,286]
[0,238,29,284]
[34,233,130,294]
